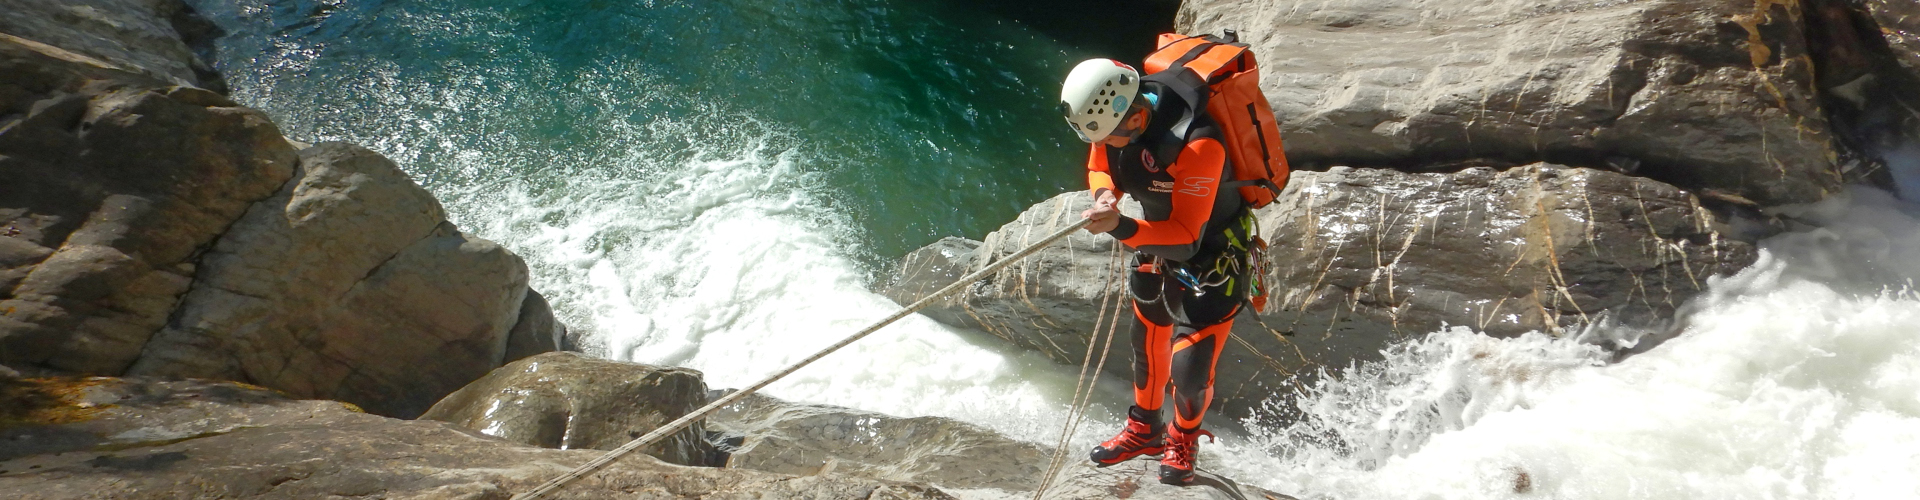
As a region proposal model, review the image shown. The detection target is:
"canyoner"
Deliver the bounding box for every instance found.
[1057,30,1291,485]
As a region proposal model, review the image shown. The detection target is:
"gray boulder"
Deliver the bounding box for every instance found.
[0,376,955,500]
[1175,0,1843,206]
[129,143,536,418]
[0,0,224,91]
[0,38,296,375]
[886,165,1753,422]
[420,351,723,467]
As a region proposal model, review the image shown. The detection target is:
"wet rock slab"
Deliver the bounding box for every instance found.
[710,393,1053,491]
[0,376,954,499]
[420,351,723,467]
[708,393,1271,500]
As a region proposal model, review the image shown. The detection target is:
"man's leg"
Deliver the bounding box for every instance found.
[1091,255,1178,466]
[1159,295,1239,484]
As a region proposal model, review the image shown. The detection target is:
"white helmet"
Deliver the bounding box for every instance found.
[1060,58,1140,143]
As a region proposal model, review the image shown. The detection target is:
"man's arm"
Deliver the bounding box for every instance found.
[1084,144,1122,234]
[1108,138,1225,261]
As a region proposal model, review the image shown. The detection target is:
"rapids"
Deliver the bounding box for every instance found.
[186,0,1920,497]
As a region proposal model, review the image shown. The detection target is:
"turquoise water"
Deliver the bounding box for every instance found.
[191,0,1165,262]
[187,0,1178,467]
[181,2,1920,497]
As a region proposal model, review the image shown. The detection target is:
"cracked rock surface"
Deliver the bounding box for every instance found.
[0,376,955,500]
[0,38,295,376]
[126,142,533,419]
[1176,0,1844,206]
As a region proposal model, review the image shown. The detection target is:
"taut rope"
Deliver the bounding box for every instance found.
[510,218,1092,500]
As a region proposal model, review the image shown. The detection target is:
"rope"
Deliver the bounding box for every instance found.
[510,218,1092,500]
[1030,244,1127,499]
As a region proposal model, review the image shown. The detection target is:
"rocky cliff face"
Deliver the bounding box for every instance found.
[0,0,562,418]
[1176,0,1847,206]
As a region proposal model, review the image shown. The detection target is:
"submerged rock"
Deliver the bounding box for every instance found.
[0,376,954,499]
[420,351,724,467]
[1176,0,1844,206]
[886,165,1753,422]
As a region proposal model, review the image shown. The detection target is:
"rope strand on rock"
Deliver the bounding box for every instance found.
[1031,243,1126,499]
[509,218,1092,500]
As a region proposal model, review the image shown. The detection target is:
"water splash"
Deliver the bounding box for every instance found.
[1215,188,1920,500]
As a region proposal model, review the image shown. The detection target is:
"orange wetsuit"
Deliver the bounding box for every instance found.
[1087,73,1249,432]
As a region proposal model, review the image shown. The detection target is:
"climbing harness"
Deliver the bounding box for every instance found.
[509,219,1092,500]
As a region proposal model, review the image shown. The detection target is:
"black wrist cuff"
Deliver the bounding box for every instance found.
[1110,217,1139,240]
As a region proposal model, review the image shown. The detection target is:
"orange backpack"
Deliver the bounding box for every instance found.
[1143,31,1290,208]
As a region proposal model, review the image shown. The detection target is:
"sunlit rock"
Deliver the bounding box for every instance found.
[1177,0,1844,205]
[0,0,224,91]
[0,39,295,375]
[127,143,538,418]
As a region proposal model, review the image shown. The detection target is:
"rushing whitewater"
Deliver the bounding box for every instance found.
[1209,188,1920,499]
[191,0,1920,498]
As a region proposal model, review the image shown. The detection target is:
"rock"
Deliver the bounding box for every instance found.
[1863,0,1920,80]
[881,195,1133,381]
[0,38,296,375]
[420,352,723,467]
[128,142,533,418]
[886,165,1753,422]
[504,289,567,363]
[0,0,225,91]
[1260,164,1754,350]
[709,393,1052,491]
[0,376,956,500]
[705,392,1283,499]
[1175,0,1843,206]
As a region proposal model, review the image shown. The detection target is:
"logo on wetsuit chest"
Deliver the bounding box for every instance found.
[1151,180,1175,193]
[1140,149,1159,173]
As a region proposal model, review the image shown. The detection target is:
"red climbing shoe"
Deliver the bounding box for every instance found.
[1089,406,1164,466]
[1158,424,1215,485]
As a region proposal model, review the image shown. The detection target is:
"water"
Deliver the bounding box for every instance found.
[188,0,1150,449]
[189,1,1920,498]
[1210,189,1920,499]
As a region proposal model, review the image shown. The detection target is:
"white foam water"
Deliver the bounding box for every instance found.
[214,8,1920,490]
[1211,188,1920,499]
[415,91,1131,447]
